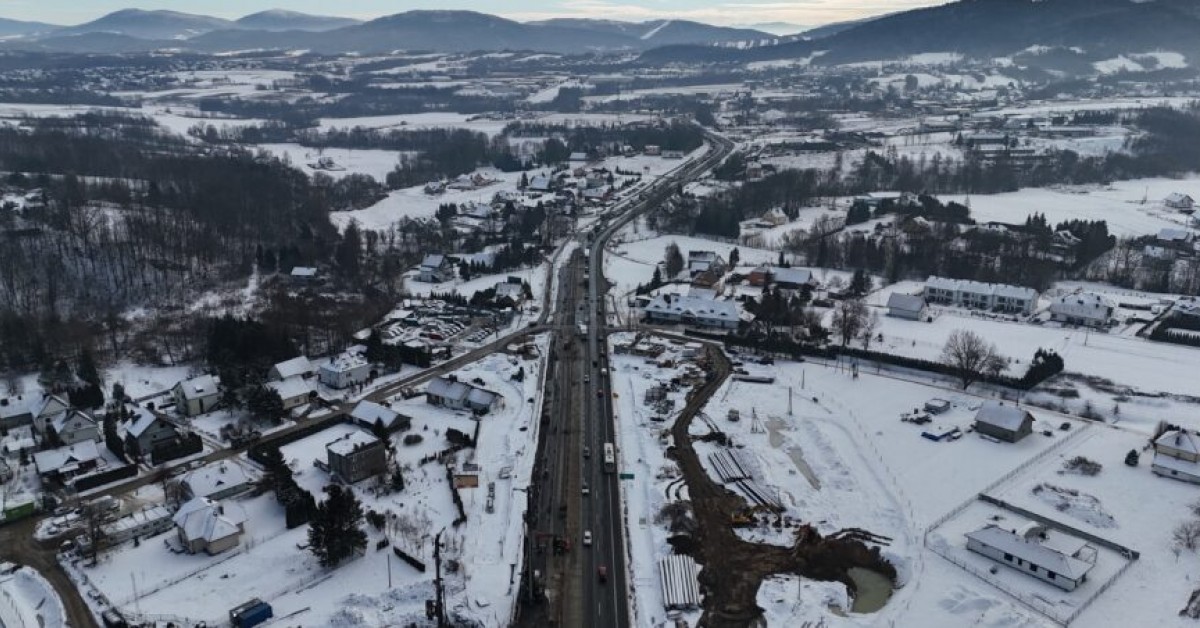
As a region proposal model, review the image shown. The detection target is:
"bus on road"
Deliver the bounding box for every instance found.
[602,442,616,473]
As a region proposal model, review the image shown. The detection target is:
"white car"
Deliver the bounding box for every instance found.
[582,482,590,496]
[583,530,593,546]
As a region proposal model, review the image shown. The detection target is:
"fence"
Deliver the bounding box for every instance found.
[976,495,1139,559]
[927,540,1068,624]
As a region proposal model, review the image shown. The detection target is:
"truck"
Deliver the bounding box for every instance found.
[230,598,273,628]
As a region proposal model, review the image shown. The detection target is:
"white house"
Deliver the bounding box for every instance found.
[771,267,817,290]
[268,356,314,381]
[417,254,454,283]
[924,276,1038,315]
[124,409,179,456]
[289,267,318,283]
[1165,193,1195,211]
[687,251,726,277]
[182,462,253,501]
[426,377,499,414]
[886,293,928,320]
[966,523,1096,592]
[317,352,372,389]
[48,409,99,446]
[172,375,220,417]
[173,497,246,555]
[33,394,70,433]
[265,377,314,411]
[1049,293,1113,327]
[1152,429,1200,484]
[642,293,742,330]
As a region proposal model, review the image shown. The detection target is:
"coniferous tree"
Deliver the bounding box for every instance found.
[307,484,367,568]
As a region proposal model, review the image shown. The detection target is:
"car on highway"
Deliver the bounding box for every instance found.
[583,446,591,458]
[582,482,590,496]
[583,530,592,546]
[597,565,608,583]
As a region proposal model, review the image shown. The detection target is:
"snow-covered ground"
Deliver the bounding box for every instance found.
[72,336,550,627]
[254,143,412,182]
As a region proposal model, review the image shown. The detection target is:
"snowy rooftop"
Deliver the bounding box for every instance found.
[319,352,369,373]
[887,292,926,313]
[926,276,1038,300]
[173,497,246,544]
[32,440,100,473]
[349,400,399,426]
[266,377,313,400]
[182,463,252,500]
[1155,429,1200,457]
[975,403,1032,432]
[175,375,219,400]
[125,408,166,438]
[271,356,314,379]
[644,293,740,322]
[325,429,380,456]
[967,524,1095,579]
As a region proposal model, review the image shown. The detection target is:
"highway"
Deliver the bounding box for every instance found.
[580,128,736,628]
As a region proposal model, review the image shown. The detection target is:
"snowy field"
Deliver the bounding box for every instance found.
[329,167,522,229]
[940,177,1200,237]
[74,338,550,627]
[254,143,412,182]
[605,235,779,297]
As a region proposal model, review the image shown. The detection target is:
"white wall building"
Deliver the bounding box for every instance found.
[1049,292,1113,327]
[642,293,743,330]
[172,375,220,417]
[924,276,1038,315]
[966,523,1096,592]
[317,352,372,390]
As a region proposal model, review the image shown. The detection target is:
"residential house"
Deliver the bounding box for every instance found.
[0,397,32,430]
[326,431,387,484]
[1152,429,1200,484]
[745,161,764,182]
[124,409,180,458]
[417,254,455,283]
[182,462,253,501]
[289,267,318,284]
[747,266,772,287]
[642,293,743,330]
[49,410,99,446]
[172,375,220,417]
[426,377,499,414]
[349,400,407,432]
[644,145,661,156]
[494,281,526,306]
[317,352,372,390]
[269,356,314,381]
[771,267,817,290]
[966,523,1096,592]
[265,377,314,411]
[687,251,726,277]
[1049,293,1113,328]
[924,276,1039,315]
[973,403,1034,443]
[887,293,928,320]
[33,395,70,433]
[569,152,589,163]
[173,497,246,555]
[97,506,173,548]
[527,175,554,193]
[1165,193,1195,212]
[1157,228,1194,251]
[32,440,102,482]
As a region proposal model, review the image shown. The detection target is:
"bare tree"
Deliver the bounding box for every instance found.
[79,502,109,566]
[1174,520,1200,552]
[941,329,1004,389]
[831,299,867,346]
[859,310,881,350]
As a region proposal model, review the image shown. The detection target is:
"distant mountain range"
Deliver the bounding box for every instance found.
[644,0,1200,70]
[0,9,774,54]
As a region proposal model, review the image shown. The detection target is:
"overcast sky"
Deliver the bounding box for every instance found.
[0,1,944,28]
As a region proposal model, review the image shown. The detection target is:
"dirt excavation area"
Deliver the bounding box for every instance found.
[668,344,896,628]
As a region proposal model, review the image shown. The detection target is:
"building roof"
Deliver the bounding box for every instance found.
[1155,429,1200,458]
[326,430,381,457]
[1158,228,1192,242]
[1049,292,1112,320]
[320,352,369,374]
[36,395,69,419]
[32,440,101,474]
[349,401,399,427]
[0,398,32,420]
[643,293,741,324]
[271,356,314,380]
[420,254,447,269]
[974,403,1033,432]
[427,377,471,402]
[772,267,814,286]
[103,505,172,538]
[967,524,1094,579]
[126,408,171,439]
[467,387,498,407]
[266,377,314,401]
[51,409,95,434]
[182,463,251,499]
[925,276,1038,301]
[175,375,219,401]
[887,292,927,313]
[1165,192,1194,205]
[290,266,317,277]
[173,497,246,544]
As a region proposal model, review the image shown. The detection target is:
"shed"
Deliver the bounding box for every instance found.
[973,403,1034,443]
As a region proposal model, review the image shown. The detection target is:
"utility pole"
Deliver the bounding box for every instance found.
[434,529,447,628]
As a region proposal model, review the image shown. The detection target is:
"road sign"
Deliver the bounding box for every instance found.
[619,473,634,480]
